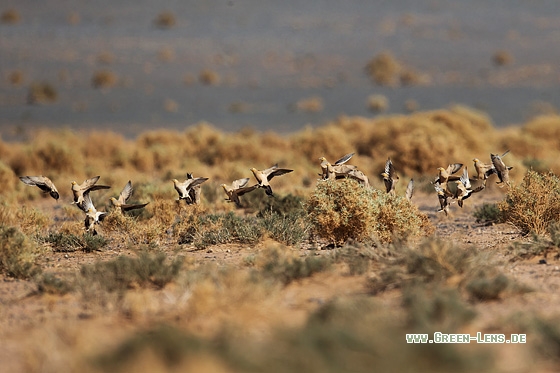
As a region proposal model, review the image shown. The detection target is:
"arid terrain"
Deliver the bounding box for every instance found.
[1,110,560,372]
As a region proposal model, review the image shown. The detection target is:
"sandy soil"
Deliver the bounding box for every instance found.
[0,189,558,372]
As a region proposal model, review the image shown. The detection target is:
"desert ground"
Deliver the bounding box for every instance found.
[2,110,560,372]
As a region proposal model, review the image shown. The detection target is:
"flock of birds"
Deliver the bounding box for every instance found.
[17,151,513,234]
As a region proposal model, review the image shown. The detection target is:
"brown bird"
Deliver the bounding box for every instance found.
[319,153,354,179]
[490,151,512,187]
[71,176,110,212]
[173,176,208,203]
[381,158,399,194]
[434,163,463,194]
[19,175,59,200]
[83,192,107,235]
[454,167,485,208]
[433,182,452,216]
[221,178,258,206]
[346,169,370,187]
[472,158,494,182]
[186,173,204,205]
[110,180,149,213]
[250,164,293,196]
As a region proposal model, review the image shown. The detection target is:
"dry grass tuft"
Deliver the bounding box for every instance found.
[199,69,220,85]
[27,82,57,104]
[1,8,20,24]
[492,50,513,66]
[7,70,24,86]
[367,94,389,112]
[154,11,176,28]
[92,70,118,89]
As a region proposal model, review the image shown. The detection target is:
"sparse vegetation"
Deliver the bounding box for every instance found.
[0,107,557,372]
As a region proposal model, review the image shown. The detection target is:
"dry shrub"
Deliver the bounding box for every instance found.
[306,179,433,244]
[0,225,41,279]
[27,82,57,104]
[31,137,82,174]
[365,52,401,86]
[333,106,495,175]
[154,11,176,28]
[523,115,560,150]
[14,205,50,235]
[1,8,20,24]
[0,160,17,196]
[493,50,513,66]
[295,96,324,113]
[163,98,178,112]
[158,47,175,62]
[8,70,24,86]
[92,70,117,89]
[498,170,560,235]
[290,125,354,164]
[367,94,389,112]
[199,69,220,85]
[82,131,130,169]
[365,51,424,87]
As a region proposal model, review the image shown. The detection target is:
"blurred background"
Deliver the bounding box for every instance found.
[1,0,560,139]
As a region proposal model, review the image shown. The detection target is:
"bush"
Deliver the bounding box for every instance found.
[0,225,41,279]
[306,179,433,244]
[498,170,560,235]
[27,82,57,104]
[79,252,183,293]
[473,203,502,224]
[257,246,331,285]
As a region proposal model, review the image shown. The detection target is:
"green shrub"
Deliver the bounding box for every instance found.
[473,203,502,224]
[306,179,433,244]
[498,170,560,234]
[79,252,183,293]
[260,210,310,246]
[41,232,83,252]
[257,246,331,285]
[36,273,74,295]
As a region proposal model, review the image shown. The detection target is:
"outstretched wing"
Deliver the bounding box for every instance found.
[406,179,414,201]
[267,168,293,181]
[231,178,250,190]
[118,180,134,204]
[334,152,354,166]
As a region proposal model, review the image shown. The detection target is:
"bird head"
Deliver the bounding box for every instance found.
[437,167,445,172]
[220,184,228,191]
[473,158,479,163]
[71,181,77,185]
[109,197,118,205]
[250,167,257,172]
[319,157,326,162]
[172,179,179,184]
[381,172,389,178]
